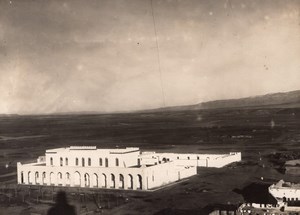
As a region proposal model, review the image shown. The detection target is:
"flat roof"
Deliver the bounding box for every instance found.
[46,146,140,154]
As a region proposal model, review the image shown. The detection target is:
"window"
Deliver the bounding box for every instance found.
[177,156,179,159]
[88,158,91,166]
[60,157,63,166]
[116,158,119,166]
[65,158,68,166]
[105,158,108,167]
[197,156,199,160]
[82,158,85,167]
[50,157,53,165]
[99,158,102,166]
[187,157,190,160]
[76,158,79,166]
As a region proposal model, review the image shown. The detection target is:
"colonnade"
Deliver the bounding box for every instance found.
[19,170,143,190]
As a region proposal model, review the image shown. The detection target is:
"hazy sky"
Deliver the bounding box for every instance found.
[0,0,299,114]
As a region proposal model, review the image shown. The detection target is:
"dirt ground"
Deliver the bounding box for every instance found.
[0,107,300,214]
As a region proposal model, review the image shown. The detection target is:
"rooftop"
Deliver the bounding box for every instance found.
[46,146,140,154]
[271,180,300,189]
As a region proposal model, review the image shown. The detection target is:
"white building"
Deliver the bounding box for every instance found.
[269,180,300,202]
[17,146,241,191]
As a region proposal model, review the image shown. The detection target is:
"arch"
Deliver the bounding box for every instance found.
[105,158,108,167]
[101,173,107,188]
[137,174,142,190]
[76,158,79,166]
[116,158,119,166]
[60,157,63,166]
[128,174,133,189]
[99,158,102,166]
[92,173,98,187]
[82,158,85,167]
[35,171,39,184]
[65,172,71,185]
[65,158,68,166]
[57,172,63,185]
[74,171,81,187]
[21,171,24,184]
[42,172,46,184]
[162,157,167,162]
[110,174,115,188]
[50,172,55,185]
[50,157,53,165]
[28,171,32,184]
[119,174,124,189]
[84,173,90,187]
[88,158,91,166]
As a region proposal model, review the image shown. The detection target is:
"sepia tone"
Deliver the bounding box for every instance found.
[0,0,300,214]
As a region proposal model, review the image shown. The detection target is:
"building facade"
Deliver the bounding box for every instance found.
[269,180,300,202]
[17,146,241,191]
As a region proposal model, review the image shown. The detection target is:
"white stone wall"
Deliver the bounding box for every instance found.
[269,187,300,200]
[45,148,140,168]
[17,146,241,191]
[140,152,241,168]
[18,162,147,190]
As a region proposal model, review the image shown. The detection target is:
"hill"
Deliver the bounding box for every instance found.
[143,90,300,112]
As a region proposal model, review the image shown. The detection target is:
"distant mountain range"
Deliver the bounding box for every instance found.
[143,90,300,112]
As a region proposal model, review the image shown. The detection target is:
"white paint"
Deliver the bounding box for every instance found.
[17,146,241,191]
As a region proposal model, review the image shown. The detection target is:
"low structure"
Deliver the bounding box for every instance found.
[140,151,241,168]
[238,180,300,214]
[269,180,300,202]
[17,146,241,191]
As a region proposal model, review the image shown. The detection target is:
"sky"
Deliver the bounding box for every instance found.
[0,0,299,114]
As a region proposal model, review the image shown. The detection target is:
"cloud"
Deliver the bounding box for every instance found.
[0,0,299,114]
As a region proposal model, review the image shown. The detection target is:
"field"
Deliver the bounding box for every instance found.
[0,107,300,214]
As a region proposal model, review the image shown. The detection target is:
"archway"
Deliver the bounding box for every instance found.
[84,173,90,187]
[101,173,107,188]
[35,172,39,184]
[74,171,81,187]
[21,171,24,184]
[110,174,115,188]
[28,171,32,184]
[65,172,71,185]
[128,174,133,189]
[119,174,124,189]
[50,172,55,185]
[92,173,98,187]
[57,172,63,185]
[137,174,142,190]
[42,172,46,184]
